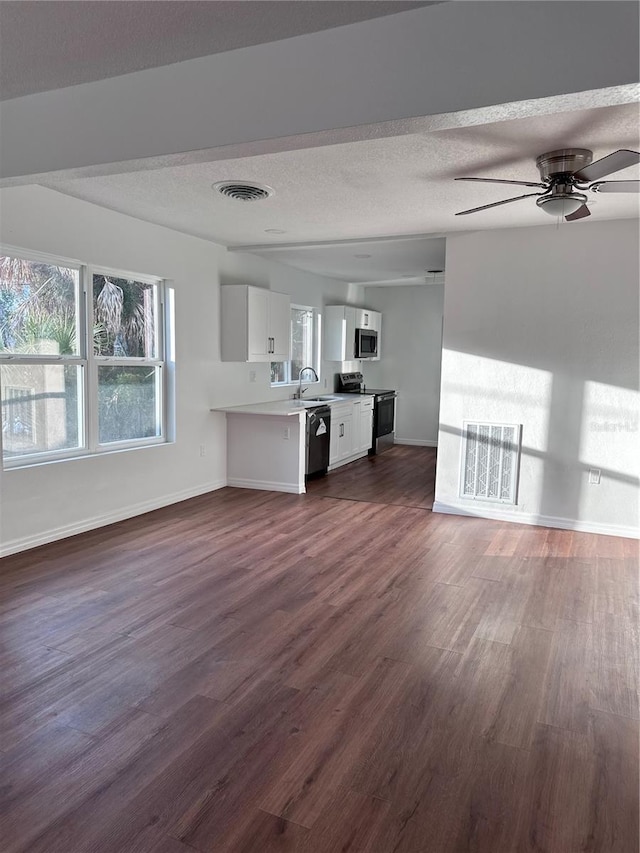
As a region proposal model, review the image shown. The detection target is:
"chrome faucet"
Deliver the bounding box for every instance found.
[295,366,319,399]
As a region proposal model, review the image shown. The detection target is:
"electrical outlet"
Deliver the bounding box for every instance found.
[283,427,291,440]
[199,444,206,457]
[588,468,601,485]
[249,370,256,383]
[324,378,327,388]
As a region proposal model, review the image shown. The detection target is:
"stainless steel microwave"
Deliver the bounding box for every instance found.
[355,327,378,358]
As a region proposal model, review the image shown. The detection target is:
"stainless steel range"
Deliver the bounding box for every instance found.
[337,372,397,455]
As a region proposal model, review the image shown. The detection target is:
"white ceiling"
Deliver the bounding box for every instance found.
[42,100,640,284]
[0,1,434,101]
[4,2,637,285]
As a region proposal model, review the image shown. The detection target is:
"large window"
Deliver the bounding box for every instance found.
[0,250,171,467]
[92,272,163,445]
[271,305,321,386]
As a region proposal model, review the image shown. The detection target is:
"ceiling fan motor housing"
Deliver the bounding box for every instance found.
[535,148,593,183]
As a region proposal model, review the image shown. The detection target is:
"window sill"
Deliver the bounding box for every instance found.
[270,381,322,389]
[3,439,174,472]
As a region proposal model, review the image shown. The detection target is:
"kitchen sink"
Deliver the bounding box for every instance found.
[304,396,343,403]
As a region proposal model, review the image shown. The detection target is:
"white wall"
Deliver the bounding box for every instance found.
[0,185,360,555]
[434,219,640,538]
[362,284,444,445]
[1,2,638,181]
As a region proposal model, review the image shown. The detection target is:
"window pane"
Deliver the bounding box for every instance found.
[0,256,79,356]
[290,308,314,382]
[270,362,286,384]
[1,364,83,459]
[93,275,157,358]
[98,365,161,444]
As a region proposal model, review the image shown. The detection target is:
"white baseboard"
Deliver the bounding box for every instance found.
[0,480,227,558]
[227,477,305,495]
[432,500,640,540]
[395,438,438,447]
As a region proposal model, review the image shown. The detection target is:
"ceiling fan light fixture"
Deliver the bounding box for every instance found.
[536,192,587,217]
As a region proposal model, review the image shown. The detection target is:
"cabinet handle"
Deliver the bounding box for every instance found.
[339,423,344,437]
[268,336,274,354]
[364,313,369,326]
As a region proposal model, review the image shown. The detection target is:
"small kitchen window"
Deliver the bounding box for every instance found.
[271,305,321,386]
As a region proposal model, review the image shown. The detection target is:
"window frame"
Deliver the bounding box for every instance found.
[0,246,170,469]
[90,266,166,451]
[270,304,322,388]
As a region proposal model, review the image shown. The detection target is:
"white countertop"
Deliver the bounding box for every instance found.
[212,394,372,417]
[214,400,310,417]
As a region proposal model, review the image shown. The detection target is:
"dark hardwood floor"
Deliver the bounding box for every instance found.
[1,447,638,852]
[307,444,436,509]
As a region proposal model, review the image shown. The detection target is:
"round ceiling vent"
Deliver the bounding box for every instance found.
[212,181,274,201]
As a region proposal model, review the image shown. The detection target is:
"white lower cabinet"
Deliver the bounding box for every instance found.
[329,398,373,469]
[359,398,374,452]
[329,404,353,466]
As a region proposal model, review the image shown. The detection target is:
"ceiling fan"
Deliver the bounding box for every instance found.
[455,148,640,221]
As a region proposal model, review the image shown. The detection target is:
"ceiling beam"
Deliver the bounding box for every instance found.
[227,232,447,253]
[1,3,638,184]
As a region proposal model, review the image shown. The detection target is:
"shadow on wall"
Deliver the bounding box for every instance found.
[436,354,639,530]
[438,422,639,522]
[437,221,639,533]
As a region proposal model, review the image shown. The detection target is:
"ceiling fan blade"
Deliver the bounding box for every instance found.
[565,204,591,222]
[573,149,640,182]
[455,177,547,188]
[591,180,640,193]
[455,192,546,216]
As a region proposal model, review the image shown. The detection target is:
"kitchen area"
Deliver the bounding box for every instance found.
[214,282,443,506]
[215,370,396,494]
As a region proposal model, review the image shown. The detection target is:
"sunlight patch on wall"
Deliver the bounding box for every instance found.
[438,349,552,514]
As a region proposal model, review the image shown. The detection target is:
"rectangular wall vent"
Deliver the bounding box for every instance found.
[460,422,521,504]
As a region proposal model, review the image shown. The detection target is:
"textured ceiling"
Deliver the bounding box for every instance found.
[42,101,640,283]
[0,0,434,101]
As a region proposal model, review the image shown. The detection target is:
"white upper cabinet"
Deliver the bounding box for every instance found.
[324,305,357,361]
[325,304,382,361]
[267,291,291,362]
[246,286,270,360]
[221,285,291,362]
[356,308,381,331]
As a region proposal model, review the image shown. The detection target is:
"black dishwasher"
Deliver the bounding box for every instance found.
[306,406,331,478]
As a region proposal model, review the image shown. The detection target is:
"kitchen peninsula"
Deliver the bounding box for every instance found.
[213,394,374,494]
